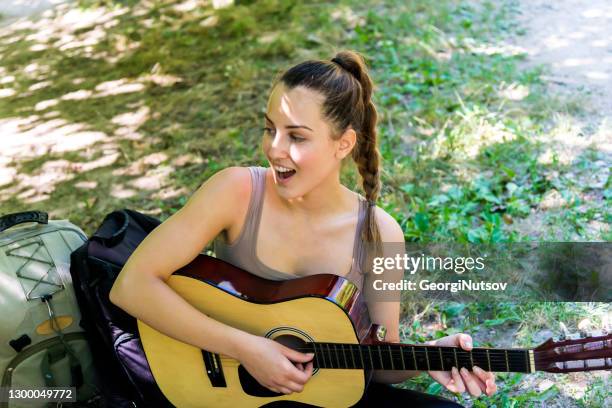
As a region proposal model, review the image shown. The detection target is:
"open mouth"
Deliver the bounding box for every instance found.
[275,168,296,180]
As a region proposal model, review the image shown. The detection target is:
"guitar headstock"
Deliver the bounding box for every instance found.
[534,330,612,373]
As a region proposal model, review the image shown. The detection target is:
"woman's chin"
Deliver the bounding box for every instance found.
[273,184,304,201]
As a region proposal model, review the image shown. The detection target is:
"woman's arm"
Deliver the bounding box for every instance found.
[109,167,313,395]
[110,167,252,357]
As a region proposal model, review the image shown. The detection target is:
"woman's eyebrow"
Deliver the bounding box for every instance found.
[265,113,313,132]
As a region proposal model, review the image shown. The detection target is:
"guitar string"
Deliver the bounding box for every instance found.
[306,347,610,363]
[215,348,599,369]
[216,345,603,370]
[284,348,526,368]
[287,346,535,363]
[214,344,605,368]
[291,350,532,370]
[212,344,606,367]
[213,355,529,371]
[282,344,534,357]
[288,345,560,361]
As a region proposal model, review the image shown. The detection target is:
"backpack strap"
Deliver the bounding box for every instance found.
[0,211,48,233]
[90,210,130,247]
[90,209,161,248]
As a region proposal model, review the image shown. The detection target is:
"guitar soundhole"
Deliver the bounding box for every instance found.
[274,334,307,351]
[238,334,311,397]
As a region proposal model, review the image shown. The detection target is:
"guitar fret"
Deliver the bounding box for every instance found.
[313,343,321,368]
[453,348,458,369]
[424,347,431,371]
[388,345,394,370]
[400,346,406,370]
[524,350,529,373]
[333,344,340,368]
[313,343,327,368]
[326,344,333,368]
[412,346,418,370]
[486,349,491,372]
[350,344,356,369]
[340,344,347,368]
[378,345,384,369]
[368,346,374,369]
[359,345,365,369]
[505,350,509,372]
[439,348,444,371]
[320,343,326,368]
[469,351,474,369]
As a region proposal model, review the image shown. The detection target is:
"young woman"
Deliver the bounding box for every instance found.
[110,51,497,407]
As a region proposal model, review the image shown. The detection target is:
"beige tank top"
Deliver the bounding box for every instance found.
[213,166,369,291]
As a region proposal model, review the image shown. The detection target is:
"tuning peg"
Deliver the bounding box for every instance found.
[559,322,570,340]
[579,330,589,338]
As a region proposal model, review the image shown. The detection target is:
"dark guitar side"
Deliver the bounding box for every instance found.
[174,254,377,344]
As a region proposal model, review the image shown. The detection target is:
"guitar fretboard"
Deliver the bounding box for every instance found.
[306,343,532,373]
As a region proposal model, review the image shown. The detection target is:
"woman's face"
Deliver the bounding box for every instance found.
[262,83,353,201]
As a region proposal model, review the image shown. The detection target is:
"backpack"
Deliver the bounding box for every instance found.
[0,211,100,407]
[69,209,173,408]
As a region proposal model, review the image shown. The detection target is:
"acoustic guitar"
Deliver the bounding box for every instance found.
[137,255,612,408]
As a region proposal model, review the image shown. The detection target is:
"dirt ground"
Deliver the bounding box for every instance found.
[0,0,70,27]
[507,0,611,242]
[502,3,611,406]
[515,0,612,117]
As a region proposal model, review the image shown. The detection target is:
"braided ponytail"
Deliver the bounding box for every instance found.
[330,51,382,254]
[279,50,384,255]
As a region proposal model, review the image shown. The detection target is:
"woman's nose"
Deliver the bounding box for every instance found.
[268,133,289,157]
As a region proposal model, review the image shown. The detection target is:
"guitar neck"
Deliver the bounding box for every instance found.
[306,343,534,373]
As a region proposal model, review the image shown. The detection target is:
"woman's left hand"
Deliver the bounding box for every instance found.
[427,333,497,397]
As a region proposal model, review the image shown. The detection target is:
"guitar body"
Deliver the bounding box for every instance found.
[138,255,374,408]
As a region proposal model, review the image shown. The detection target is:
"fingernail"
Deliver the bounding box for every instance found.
[461,367,468,375]
[452,367,458,375]
[306,353,314,357]
[473,365,482,373]
[465,340,472,348]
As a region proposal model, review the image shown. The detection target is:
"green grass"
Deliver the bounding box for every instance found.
[1,0,609,406]
[1,0,606,243]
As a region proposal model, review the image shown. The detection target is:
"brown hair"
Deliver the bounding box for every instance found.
[278,50,382,253]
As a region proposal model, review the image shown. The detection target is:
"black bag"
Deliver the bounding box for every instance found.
[69,209,173,408]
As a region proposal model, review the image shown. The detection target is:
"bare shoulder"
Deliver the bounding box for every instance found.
[373,206,405,243]
[194,166,252,200]
[177,166,253,232]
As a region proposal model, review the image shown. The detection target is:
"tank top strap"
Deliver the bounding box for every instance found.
[237,166,266,244]
[349,197,369,280]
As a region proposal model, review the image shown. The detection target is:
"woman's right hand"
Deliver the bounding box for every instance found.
[237,334,314,395]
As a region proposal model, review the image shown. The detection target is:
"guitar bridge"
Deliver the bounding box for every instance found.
[202,350,227,387]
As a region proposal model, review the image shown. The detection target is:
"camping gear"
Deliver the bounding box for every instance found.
[0,211,99,407]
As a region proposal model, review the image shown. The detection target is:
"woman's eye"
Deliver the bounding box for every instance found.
[262,128,303,142]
